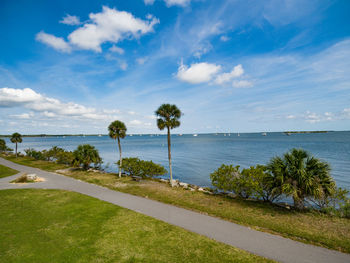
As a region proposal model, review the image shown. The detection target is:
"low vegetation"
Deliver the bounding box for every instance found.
[0,164,18,178]
[117,157,167,178]
[10,174,35,183]
[0,189,272,263]
[1,148,349,253]
[210,149,350,217]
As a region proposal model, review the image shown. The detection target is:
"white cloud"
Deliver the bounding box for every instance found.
[109,45,125,54]
[136,57,148,65]
[130,119,142,125]
[11,112,35,119]
[232,80,253,88]
[59,14,81,25]
[177,62,221,84]
[0,87,109,120]
[68,6,159,52]
[144,0,155,5]
[164,0,191,7]
[220,35,230,42]
[284,109,350,123]
[286,115,296,119]
[43,111,56,118]
[214,64,244,85]
[35,31,71,53]
[119,61,128,71]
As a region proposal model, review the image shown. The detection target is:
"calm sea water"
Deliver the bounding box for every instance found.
[3,131,350,189]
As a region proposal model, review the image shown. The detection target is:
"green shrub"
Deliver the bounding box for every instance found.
[56,151,74,165]
[24,148,45,160]
[73,144,102,170]
[117,157,167,178]
[210,164,280,200]
[0,139,12,152]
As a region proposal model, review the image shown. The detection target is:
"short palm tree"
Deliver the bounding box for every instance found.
[10,132,22,157]
[108,120,127,177]
[155,104,181,186]
[73,144,102,170]
[267,148,334,209]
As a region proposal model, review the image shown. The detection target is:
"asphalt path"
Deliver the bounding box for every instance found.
[1,157,349,263]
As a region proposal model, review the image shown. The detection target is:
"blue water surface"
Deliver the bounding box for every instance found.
[3,131,350,189]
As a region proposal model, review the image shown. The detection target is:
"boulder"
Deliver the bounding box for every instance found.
[179,182,189,188]
[26,174,37,180]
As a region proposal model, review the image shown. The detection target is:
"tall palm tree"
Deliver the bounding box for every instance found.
[108,120,127,177]
[155,104,181,186]
[267,148,334,209]
[10,132,22,157]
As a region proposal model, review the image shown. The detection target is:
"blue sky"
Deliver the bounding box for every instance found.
[0,0,349,134]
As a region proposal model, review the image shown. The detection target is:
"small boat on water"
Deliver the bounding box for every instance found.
[98,134,102,137]
[262,132,267,136]
[193,134,198,137]
[237,133,240,136]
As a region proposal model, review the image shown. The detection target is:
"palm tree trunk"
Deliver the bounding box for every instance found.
[15,142,18,158]
[117,137,122,178]
[167,127,173,185]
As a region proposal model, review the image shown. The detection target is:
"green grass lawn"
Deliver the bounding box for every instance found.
[0,164,18,178]
[63,169,350,253]
[1,155,68,171]
[2,154,350,253]
[0,189,272,263]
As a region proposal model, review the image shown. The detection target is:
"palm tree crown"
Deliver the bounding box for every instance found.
[155,104,181,130]
[267,148,334,209]
[10,132,22,144]
[108,120,127,139]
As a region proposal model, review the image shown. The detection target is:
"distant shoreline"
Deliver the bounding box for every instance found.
[0,130,344,137]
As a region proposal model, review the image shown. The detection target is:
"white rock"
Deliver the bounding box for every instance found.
[179,182,189,188]
[27,174,37,180]
[198,187,205,192]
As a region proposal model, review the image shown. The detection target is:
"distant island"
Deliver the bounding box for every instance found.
[283,131,332,134]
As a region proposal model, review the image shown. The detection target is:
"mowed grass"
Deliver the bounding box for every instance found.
[1,155,67,172]
[2,155,350,253]
[0,189,272,263]
[63,170,350,253]
[0,164,18,178]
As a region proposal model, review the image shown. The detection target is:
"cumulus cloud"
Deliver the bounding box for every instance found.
[0,87,108,120]
[164,0,191,7]
[68,6,159,52]
[176,62,252,87]
[214,64,244,85]
[177,62,221,84]
[59,14,81,25]
[35,31,71,53]
[109,45,125,54]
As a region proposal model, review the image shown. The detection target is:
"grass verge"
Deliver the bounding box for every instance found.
[0,189,272,263]
[0,164,18,178]
[2,155,350,253]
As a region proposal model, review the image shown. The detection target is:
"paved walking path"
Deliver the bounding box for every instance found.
[1,157,349,263]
